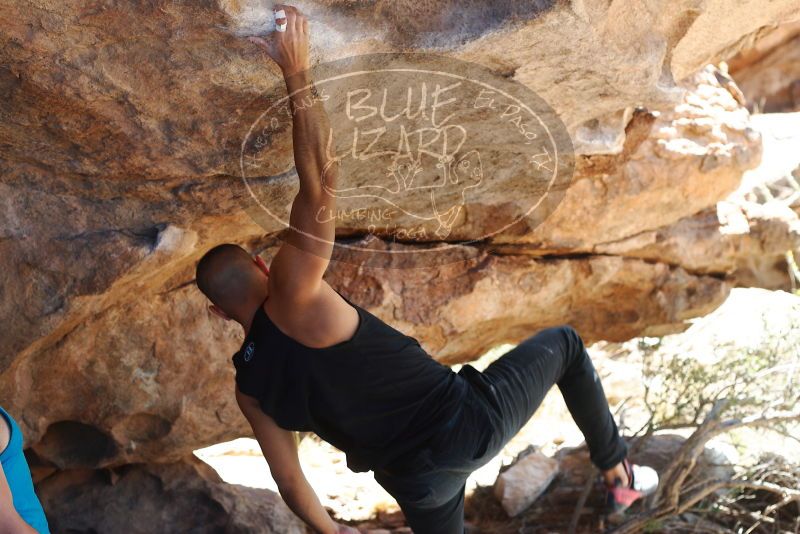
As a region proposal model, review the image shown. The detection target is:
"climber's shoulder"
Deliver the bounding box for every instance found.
[263,279,360,349]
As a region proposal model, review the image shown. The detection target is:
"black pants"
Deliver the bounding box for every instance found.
[373,326,628,534]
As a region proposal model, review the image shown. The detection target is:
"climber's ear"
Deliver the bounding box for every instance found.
[209,305,231,321]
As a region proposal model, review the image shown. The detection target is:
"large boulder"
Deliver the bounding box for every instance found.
[0,1,798,528]
[2,1,795,376]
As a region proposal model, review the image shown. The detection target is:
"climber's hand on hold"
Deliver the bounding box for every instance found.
[248,4,310,78]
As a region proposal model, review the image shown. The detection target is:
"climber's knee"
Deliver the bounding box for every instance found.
[555,324,579,341]
[536,324,581,349]
[541,324,588,369]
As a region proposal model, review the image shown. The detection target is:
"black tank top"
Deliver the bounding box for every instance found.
[232,289,468,473]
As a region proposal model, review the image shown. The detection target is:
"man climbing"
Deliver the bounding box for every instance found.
[196,5,658,533]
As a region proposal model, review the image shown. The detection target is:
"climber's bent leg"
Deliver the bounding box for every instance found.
[373,325,628,533]
[373,463,469,534]
[468,325,628,471]
[395,482,467,534]
[373,389,494,534]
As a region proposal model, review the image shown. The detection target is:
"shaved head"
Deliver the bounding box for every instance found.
[196,244,267,319]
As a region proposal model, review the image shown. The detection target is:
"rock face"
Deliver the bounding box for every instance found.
[18,287,250,468]
[1,1,799,530]
[35,456,308,534]
[595,112,800,291]
[728,22,800,112]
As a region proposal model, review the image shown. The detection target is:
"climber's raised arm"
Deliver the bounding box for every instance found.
[249,4,339,302]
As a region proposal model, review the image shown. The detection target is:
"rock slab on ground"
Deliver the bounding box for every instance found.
[35,456,308,534]
[493,449,560,518]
